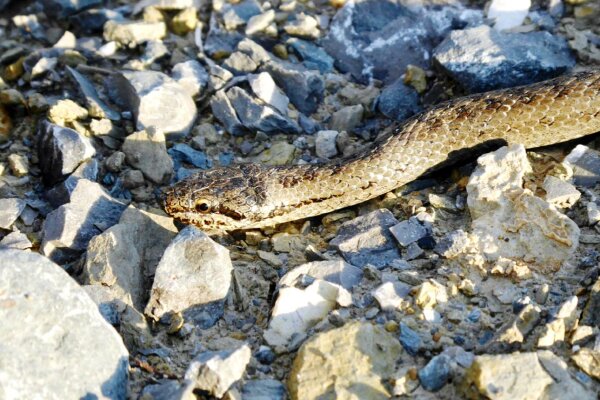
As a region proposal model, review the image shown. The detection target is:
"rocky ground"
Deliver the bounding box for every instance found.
[1,0,600,399]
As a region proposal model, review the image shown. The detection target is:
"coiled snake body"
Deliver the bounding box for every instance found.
[165,69,600,233]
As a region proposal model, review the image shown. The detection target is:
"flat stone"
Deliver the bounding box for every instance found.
[41,179,127,263]
[261,59,324,115]
[329,105,363,132]
[122,128,173,185]
[433,25,575,93]
[390,217,431,247]
[279,260,363,290]
[84,206,177,310]
[372,281,411,310]
[288,322,402,400]
[103,19,167,47]
[67,66,120,121]
[248,72,289,115]
[41,0,102,17]
[237,38,271,65]
[399,322,422,356]
[315,130,338,159]
[106,70,196,138]
[287,38,334,74]
[0,249,128,398]
[210,89,247,136]
[245,10,275,36]
[37,122,96,186]
[145,226,232,321]
[183,344,251,398]
[419,354,451,392]
[376,77,421,121]
[0,231,32,250]
[242,379,286,400]
[172,60,208,98]
[222,51,258,75]
[329,209,401,268]
[564,145,600,187]
[0,198,26,229]
[46,159,99,207]
[221,0,261,30]
[462,352,554,400]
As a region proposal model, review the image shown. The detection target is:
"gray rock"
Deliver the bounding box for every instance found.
[122,128,173,185]
[581,277,600,328]
[227,87,300,134]
[329,209,401,268]
[84,206,177,310]
[279,260,363,290]
[169,143,210,169]
[138,40,169,66]
[248,72,289,115]
[373,281,411,310]
[122,170,145,189]
[38,122,96,186]
[67,66,120,121]
[418,354,451,392]
[0,198,26,229]
[184,344,251,398]
[103,19,167,47]
[106,70,196,138]
[204,19,243,58]
[210,90,247,136]
[245,10,275,36]
[564,145,600,188]
[432,25,575,93]
[237,38,271,65]
[46,159,99,207]
[221,0,261,28]
[537,350,596,400]
[284,13,320,39]
[42,0,102,17]
[0,249,128,398]
[330,105,363,132]
[376,77,421,121]
[133,0,203,13]
[222,51,258,75]
[41,179,128,263]
[0,0,11,11]
[322,0,482,84]
[172,60,209,98]
[434,229,470,258]
[287,38,334,74]
[261,59,324,115]
[242,379,286,400]
[145,226,233,320]
[315,130,338,159]
[141,380,193,400]
[0,231,32,250]
[390,217,431,247]
[399,322,422,356]
[69,8,125,33]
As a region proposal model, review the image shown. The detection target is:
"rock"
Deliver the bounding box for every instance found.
[463,352,553,400]
[169,143,210,170]
[107,70,196,138]
[0,249,128,398]
[53,31,76,48]
[84,206,177,310]
[322,0,482,84]
[41,179,128,263]
[122,170,144,189]
[390,217,431,247]
[223,51,258,76]
[414,280,448,310]
[69,8,125,33]
[0,231,32,250]
[42,0,102,17]
[103,19,167,47]
[543,175,581,208]
[261,59,324,115]
[288,322,402,400]
[237,38,271,65]
[184,344,251,398]
[172,60,208,98]
[210,90,247,136]
[284,13,319,39]
[432,25,575,93]
[171,7,198,35]
[242,379,286,400]
[399,323,422,356]
[0,198,26,229]
[204,21,243,58]
[140,380,191,400]
[264,279,352,348]
[37,122,96,186]
[145,226,232,321]
[279,260,363,290]
[287,38,334,74]
[31,56,58,78]
[489,304,541,350]
[537,296,578,347]
[581,277,600,327]
[133,0,202,13]
[467,145,579,269]
[372,281,411,310]
[315,130,338,159]
[221,0,261,30]
[537,350,596,400]
[46,159,99,207]
[122,128,173,185]
[375,77,421,121]
[245,10,275,36]
[227,87,300,134]
[47,99,88,125]
[329,105,363,132]
[564,145,600,187]
[67,67,120,121]
[572,348,600,380]
[7,154,28,177]
[488,0,531,30]
[253,141,296,166]
[419,354,451,392]
[329,209,401,269]
[248,72,289,115]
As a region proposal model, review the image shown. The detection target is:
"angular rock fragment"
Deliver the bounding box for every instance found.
[278,260,363,290]
[242,379,286,400]
[0,249,128,398]
[103,20,167,47]
[248,72,289,115]
[67,66,120,121]
[122,128,173,185]
[210,90,247,136]
[372,281,411,310]
[42,0,102,17]
[0,198,26,229]
[46,159,99,207]
[172,60,209,98]
[564,145,600,187]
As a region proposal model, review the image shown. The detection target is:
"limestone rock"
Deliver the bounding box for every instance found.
[122,128,173,185]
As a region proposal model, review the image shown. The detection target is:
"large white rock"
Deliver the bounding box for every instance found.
[0,249,129,399]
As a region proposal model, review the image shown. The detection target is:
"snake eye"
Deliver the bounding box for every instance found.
[194,199,210,213]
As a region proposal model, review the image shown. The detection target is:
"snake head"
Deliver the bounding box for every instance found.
[164,164,266,233]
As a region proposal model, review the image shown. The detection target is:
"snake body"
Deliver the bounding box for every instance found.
[165,69,600,233]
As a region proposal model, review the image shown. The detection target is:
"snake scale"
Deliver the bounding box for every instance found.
[165,69,600,233]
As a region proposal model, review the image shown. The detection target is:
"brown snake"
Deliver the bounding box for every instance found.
[165,69,600,233]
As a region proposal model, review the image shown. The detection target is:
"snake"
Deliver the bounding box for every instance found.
[164,69,600,233]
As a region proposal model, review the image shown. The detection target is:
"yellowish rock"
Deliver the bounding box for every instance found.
[572,348,600,380]
[0,105,11,143]
[48,99,89,126]
[171,7,198,35]
[288,321,402,400]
